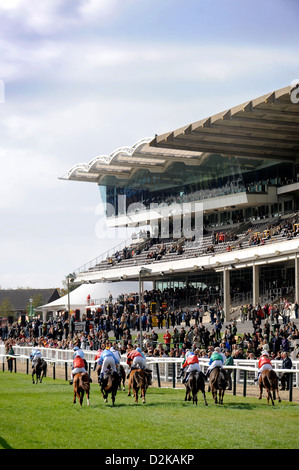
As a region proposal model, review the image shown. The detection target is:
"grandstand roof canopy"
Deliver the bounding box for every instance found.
[62,85,299,185]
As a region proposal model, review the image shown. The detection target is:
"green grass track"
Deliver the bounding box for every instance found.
[0,372,298,449]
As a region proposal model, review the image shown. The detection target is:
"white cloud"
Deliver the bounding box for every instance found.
[0,0,130,33]
[1,33,297,88]
[77,0,119,20]
[0,147,62,209]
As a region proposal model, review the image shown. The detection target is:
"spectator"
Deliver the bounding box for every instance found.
[280,352,293,391]
[5,341,15,372]
[224,349,234,390]
[163,330,172,352]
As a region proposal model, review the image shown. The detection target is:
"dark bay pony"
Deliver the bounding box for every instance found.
[209,367,228,404]
[127,368,152,404]
[73,372,90,407]
[101,366,120,406]
[184,371,208,406]
[118,364,126,391]
[32,357,47,384]
[258,369,281,406]
[95,362,125,391]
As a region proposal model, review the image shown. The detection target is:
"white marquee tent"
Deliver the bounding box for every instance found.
[37,281,153,320]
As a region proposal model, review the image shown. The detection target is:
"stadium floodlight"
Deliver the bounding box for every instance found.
[139,267,152,351]
[65,272,77,319]
[139,267,152,276]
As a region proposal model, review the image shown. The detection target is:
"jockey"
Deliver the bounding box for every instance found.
[126,347,147,378]
[206,347,224,378]
[98,347,119,384]
[69,346,87,384]
[30,346,42,368]
[110,345,123,378]
[254,350,273,382]
[181,351,201,384]
[73,345,84,359]
[94,347,103,371]
[110,346,121,363]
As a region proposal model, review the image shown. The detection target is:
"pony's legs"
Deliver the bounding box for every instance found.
[258,382,263,400]
[276,387,281,403]
[211,387,217,403]
[141,387,146,404]
[202,390,208,406]
[134,387,139,403]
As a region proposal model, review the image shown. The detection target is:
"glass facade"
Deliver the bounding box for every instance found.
[101,155,293,219]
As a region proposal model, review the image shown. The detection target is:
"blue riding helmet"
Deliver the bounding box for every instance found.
[73,346,79,351]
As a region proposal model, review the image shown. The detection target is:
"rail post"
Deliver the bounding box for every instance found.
[172,363,176,388]
[53,361,56,380]
[156,363,161,388]
[233,368,237,395]
[65,362,68,381]
[243,369,247,397]
[289,372,293,403]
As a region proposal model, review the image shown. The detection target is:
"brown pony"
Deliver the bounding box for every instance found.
[209,367,228,404]
[101,366,120,406]
[127,368,152,404]
[73,372,90,407]
[184,371,208,406]
[32,357,47,384]
[258,369,281,406]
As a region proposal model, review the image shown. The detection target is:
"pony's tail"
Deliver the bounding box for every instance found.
[79,374,90,391]
[267,371,278,390]
[192,377,198,396]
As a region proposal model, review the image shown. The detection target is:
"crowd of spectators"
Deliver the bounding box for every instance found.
[1,292,299,368]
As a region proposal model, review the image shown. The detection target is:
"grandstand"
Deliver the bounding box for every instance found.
[61,84,299,321]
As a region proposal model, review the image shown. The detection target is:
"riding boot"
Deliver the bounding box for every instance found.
[182,373,189,384]
[69,379,73,385]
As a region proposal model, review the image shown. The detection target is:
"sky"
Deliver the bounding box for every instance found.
[0,0,298,290]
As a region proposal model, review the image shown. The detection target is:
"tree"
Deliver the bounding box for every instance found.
[58,278,79,297]
[26,294,44,315]
[0,297,15,316]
